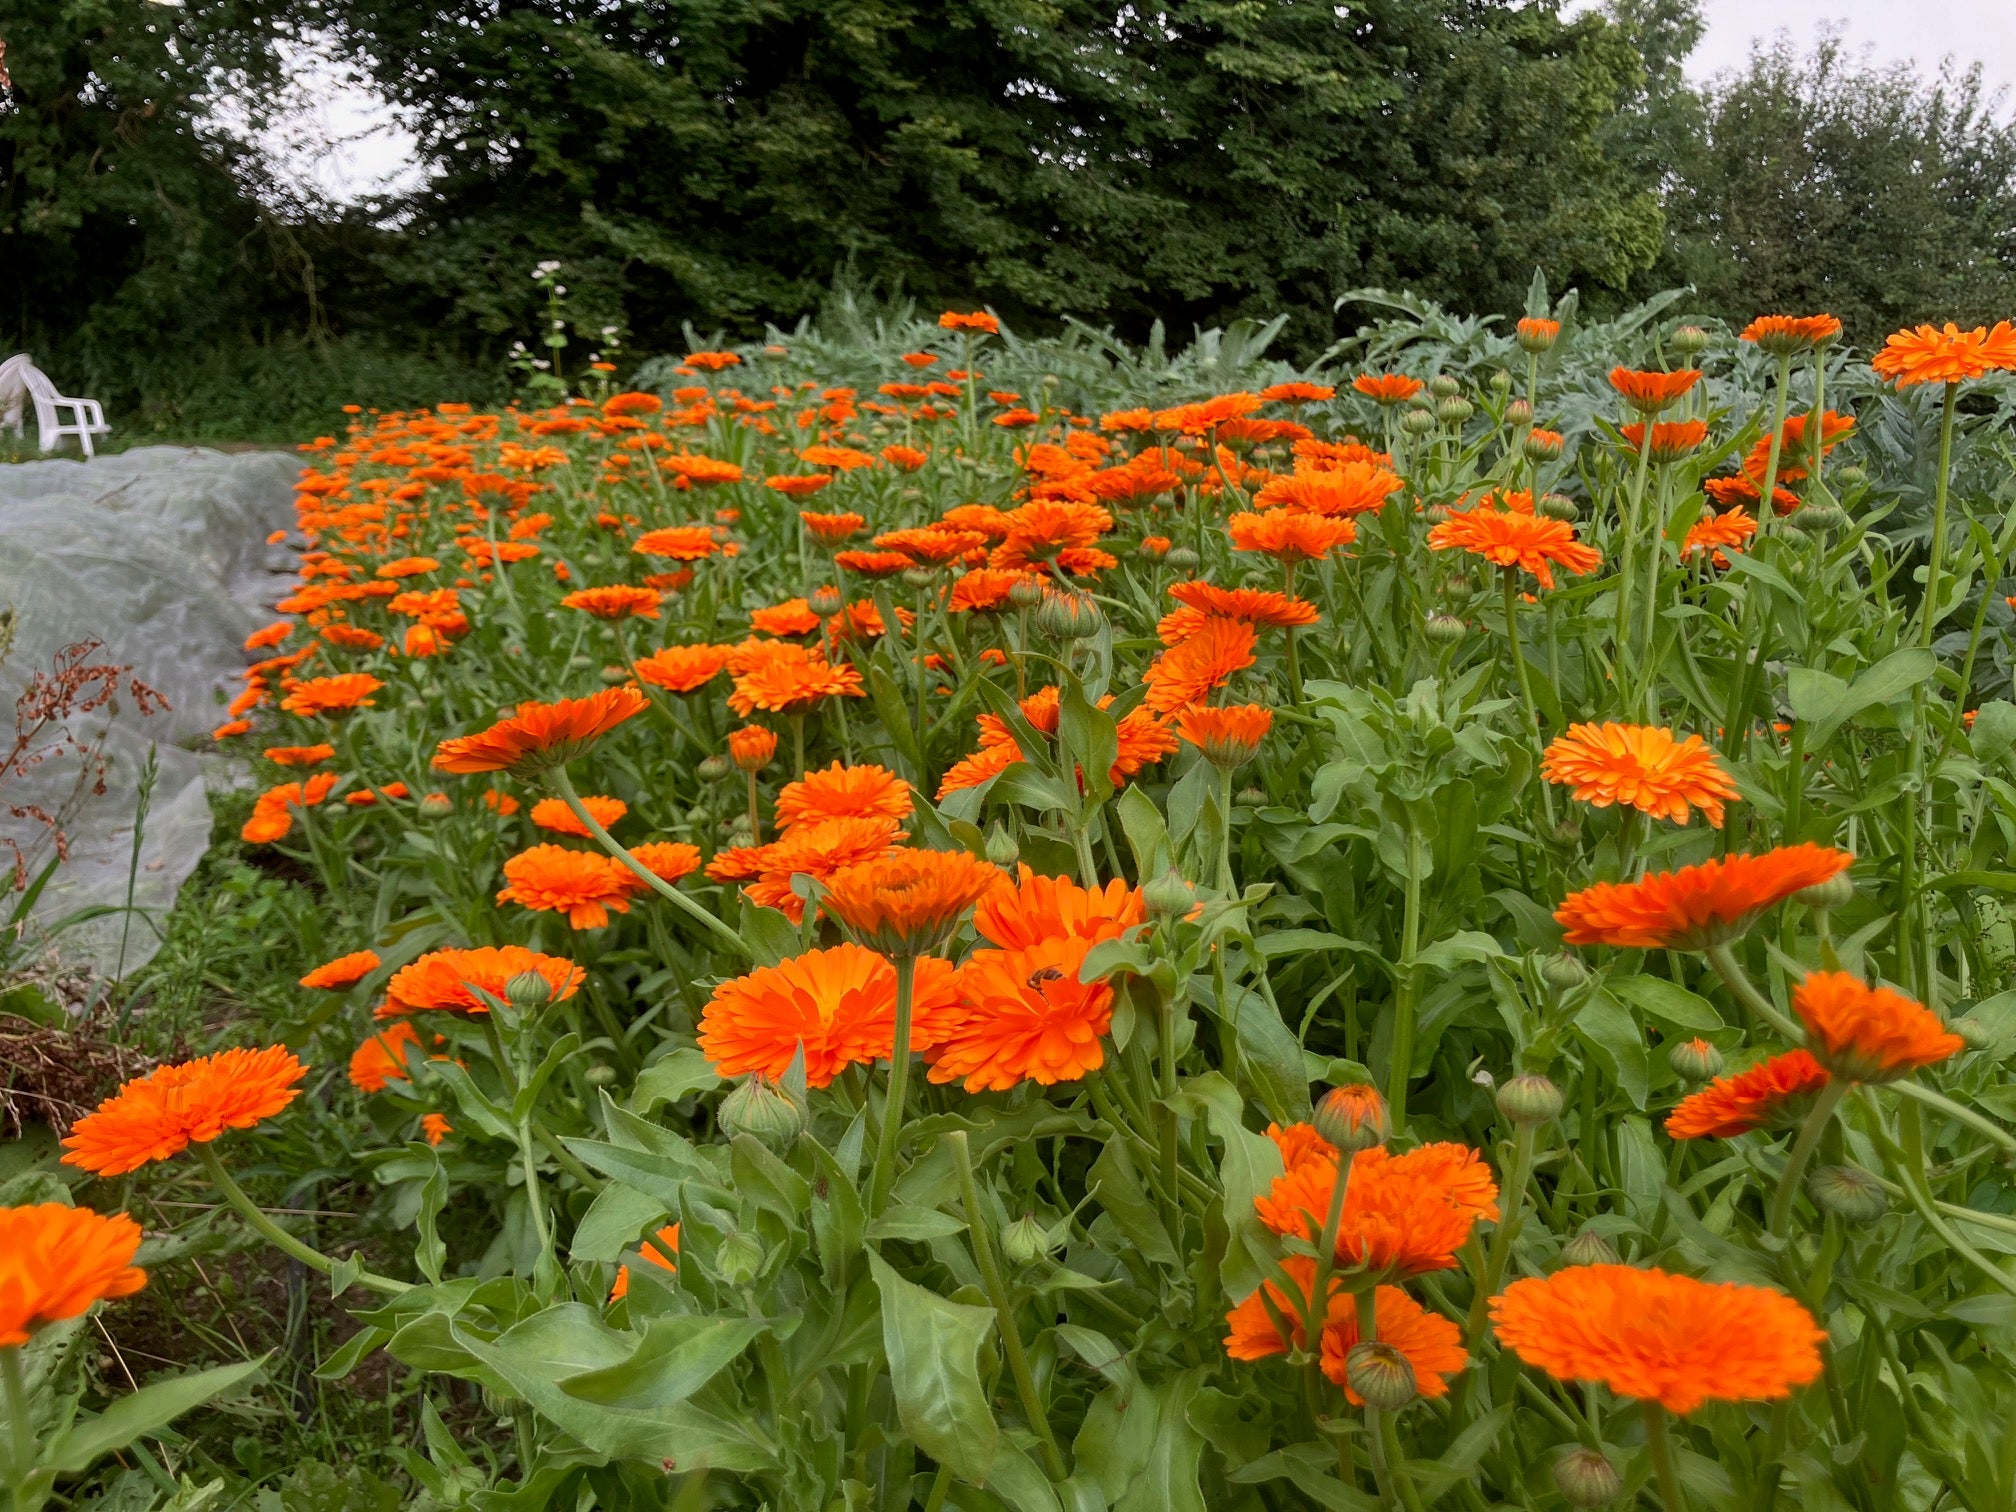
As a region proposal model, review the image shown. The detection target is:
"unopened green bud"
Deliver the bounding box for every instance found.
[1435,396,1474,426]
[1006,575,1047,611]
[1313,1084,1389,1153]
[719,1074,807,1152]
[1430,375,1461,399]
[716,1230,765,1286]
[1034,590,1105,641]
[1235,785,1267,808]
[1540,952,1587,992]
[1505,397,1534,428]
[1497,1073,1563,1126]
[1165,546,1201,573]
[1345,1341,1417,1411]
[697,754,733,783]
[505,971,554,1012]
[1489,369,1514,396]
[1424,504,1453,525]
[1401,409,1436,437]
[1809,1164,1888,1222]
[807,586,844,618]
[1424,614,1467,645]
[985,824,1020,868]
[1670,325,1711,358]
[1554,1446,1624,1507]
[599,664,631,686]
[417,792,454,819]
[1002,1213,1054,1268]
[1538,493,1580,521]
[1789,503,1845,533]
[902,567,937,590]
[1559,1227,1619,1268]
[584,1063,618,1087]
[1833,465,1868,491]
[1143,869,1195,922]
[1796,873,1855,912]
[1669,1037,1723,1084]
[1952,1016,1993,1051]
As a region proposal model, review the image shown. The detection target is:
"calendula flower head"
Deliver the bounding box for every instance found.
[62,1046,308,1175]
[800,510,866,543]
[819,847,1004,956]
[1491,1265,1824,1415]
[1163,583,1319,643]
[1555,844,1853,950]
[299,950,380,989]
[496,844,635,929]
[1427,508,1601,590]
[1540,723,1739,827]
[1741,314,1842,356]
[1608,367,1703,413]
[1666,1050,1831,1139]
[728,725,777,773]
[632,526,721,560]
[348,1021,424,1093]
[1354,374,1424,404]
[380,945,585,1017]
[530,794,626,836]
[1255,1140,1499,1283]
[728,654,865,716]
[1253,463,1403,517]
[562,584,661,620]
[1871,322,2016,386]
[281,673,384,717]
[1312,1082,1390,1152]
[1224,1259,1467,1404]
[433,687,648,776]
[1516,317,1562,353]
[931,933,1114,1091]
[774,763,913,831]
[0,1205,148,1346]
[1683,507,1757,567]
[698,943,962,1086]
[1229,510,1356,563]
[625,841,702,884]
[971,867,1145,950]
[1618,419,1709,463]
[1175,703,1272,769]
[939,310,1000,334]
[1793,971,1963,1083]
[1142,617,1257,715]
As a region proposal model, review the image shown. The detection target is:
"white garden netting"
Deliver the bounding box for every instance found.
[0,447,300,976]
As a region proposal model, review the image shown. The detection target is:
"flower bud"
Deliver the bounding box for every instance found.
[1558,1227,1619,1268]
[1516,318,1562,354]
[1424,503,1453,524]
[584,1063,619,1087]
[902,567,937,590]
[1235,785,1267,808]
[418,792,454,819]
[1313,1084,1389,1153]
[1538,493,1580,521]
[1002,1213,1055,1268]
[1833,465,1868,491]
[1430,375,1461,399]
[1540,952,1587,992]
[1489,369,1514,396]
[1553,1446,1624,1508]
[1007,575,1047,611]
[1440,573,1471,600]
[599,664,631,686]
[697,754,733,784]
[1034,589,1105,641]
[1435,396,1474,426]
[1523,429,1563,463]
[1952,1016,1992,1051]
[808,586,843,618]
[985,824,1020,868]
[1424,614,1467,646]
[716,1229,765,1286]
[729,725,777,773]
[1796,873,1855,912]
[1401,409,1436,437]
[719,1073,807,1152]
[1345,1341,1417,1411]
[1164,547,1201,573]
[1496,1073,1563,1126]
[1789,503,1846,533]
[1669,1037,1723,1084]
[505,970,554,1012]
[1143,868,1195,921]
[1671,325,1711,358]
[1808,1164,1888,1222]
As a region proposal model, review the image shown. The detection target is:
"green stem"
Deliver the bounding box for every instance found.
[1614,419,1657,658]
[1704,943,1801,1042]
[1502,571,1558,828]
[866,955,917,1216]
[1158,981,1183,1246]
[1,1347,30,1499]
[1387,825,1424,1134]
[197,1144,408,1294]
[1891,1079,2016,1156]
[1918,382,1962,652]
[1217,767,1236,896]
[1466,1120,1538,1346]
[550,765,751,959]
[948,1132,1068,1481]
[1304,1152,1356,1410]
[1768,1079,1849,1238]
[1642,1400,1688,1512]
[1754,353,1794,540]
[1903,383,1961,1005]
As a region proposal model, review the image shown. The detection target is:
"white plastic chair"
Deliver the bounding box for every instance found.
[0,354,110,457]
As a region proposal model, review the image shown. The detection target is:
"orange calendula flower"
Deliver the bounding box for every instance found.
[608,1223,681,1302]
[939,310,1000,334]
[1222,1260,1466,1404]
[800,511,866,543]
[348,1021,423,1093]
[497,844,636,929]
[1353,374,1423,404]
[433,687,648,776]
[1608,367,1703,413]
[767,474,834,498]
[625,841,703,885]
[727,655,865,716]
[240,773,339,844]
[698,943,962,1086]
[280,672,384,717]
[820,847,1005,956]
[1142,617,1257,715]
[632,526,721,560]
[562,584,662,620]
[1792,971,1963,1083]
[1253,462,1403,517]
[1491,1265,1824,1416]
[633,643,732,693]
[1683,506,1757,566]
[264,744,335,767]
[300,950,381,989]
[1666,1050,1831,1139]
[381,945,584,1017]
[728,725,778,772]
[375,556,441,579]
[0,1205,148,1346]
[972,867,1145,951]
[775,763,914,831]
[62,1046,308,1176]
[530,794,627,836]
[1515,317,1561,352]
[1540,723,1739,828]
[949,569,1036,613]
[989,500,1115,574]
[1427,508,1600,590]
[1229,510,1356,563]
[1617,419,1709,462]
[1161,583,1318,645]
[1871,321,2016,386]
[932,933,1113,1091]
[743,817,906,922]
[1740,314,1842,354]
[419,1112,452,1145]
[1555,843,1853,950]
[1176,703,1272,768]
[1255,1140,1499,1281]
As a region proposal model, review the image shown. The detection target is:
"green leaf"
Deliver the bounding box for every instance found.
[867,663,925,782]
[1255,929,1356,959]
[1798,648,1938,751]
[557,1314,768,1409]
[630,1048,721,1115]
[1575,992,1650,1109]
[1088,1137,1179,1267]
[49,1360,265,1473]
[1114,1371,1208,1512]
[864,1206,967,1243]
[1115,784,1173,878]
[1060,676,1120,803]
[570,1182,668,1263]
[866,1251,1000,1483]
[1169,1070,1284,1300]
[1609,975,1725,1034]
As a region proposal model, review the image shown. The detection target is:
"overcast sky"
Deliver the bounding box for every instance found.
[287,1,2016,205]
